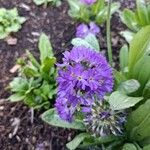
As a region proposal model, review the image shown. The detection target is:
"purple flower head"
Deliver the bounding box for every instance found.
[80,0,97,5]
[76,22,100,38]
[84,100,126,137]
[55,46,114,122]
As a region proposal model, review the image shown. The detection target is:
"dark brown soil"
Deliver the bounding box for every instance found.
[0,0,135,149]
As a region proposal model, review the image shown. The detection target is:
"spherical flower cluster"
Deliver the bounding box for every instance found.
[55,46,114,122]
[76,22,100,38]
[80,0,97,5]
[84,100,126,137]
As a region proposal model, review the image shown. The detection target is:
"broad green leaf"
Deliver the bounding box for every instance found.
[128,25,150,72]
[23,66,39,77]
[9,77,29,92]
[118,79,140,95]
[78,6,90,23]
[143,145,150,150]
[18,17,26,24]
[122,143,137,150]
[130,114,150,141]
[113,70,126,89]
[67,0,80,18]
[119,45,129,72]
[126,99,150,140]
[140,137,150,147]
[120,31,135,43]
[148,5,150,21]
[109,91,143,111]
[40,57,56,73]
[143,80,150,99]
[79,135,120,148]
[120,9,139,32]
[10,8,18,16]
[91,0,105,15]
[24,94,38,107]
[96,2,120,24]
[8,93,25,102]
[71,38,99,51]
[131,55,150,93]
[136,0,149,26]
[33,0,61,6]
[85,34,100,51]
[26,50,40,68]
[41,109,86,130]
[130,100,150,141]
[39,33,53,63]
[33,101,50,110]
[0,32,9,39]
[6,24,20,32]
[66,133,90,150]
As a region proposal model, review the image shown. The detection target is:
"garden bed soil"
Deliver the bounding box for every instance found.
[0,0,135,149]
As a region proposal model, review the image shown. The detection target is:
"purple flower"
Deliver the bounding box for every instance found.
[55,46,114,122]
[89,22,100,35]
[76,22,100,38]
[80,0,97,5]
[55,96,78,122]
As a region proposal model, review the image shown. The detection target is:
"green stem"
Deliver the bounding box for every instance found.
[107,0,113,66]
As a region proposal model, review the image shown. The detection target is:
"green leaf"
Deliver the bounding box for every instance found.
[131,55,150,93]
[120,9,139,32]
[143,144,150,150]
[118,79,140,95]
[71,38,95,50]
[136,0,149,26]
[39,33,53,63]
[84,34,100,51]
[8,93,25,102]
[23,66,39,77]
[130,108,150,141]
[143,80,150,99]
[41,109,86,130]
[128,25,150,72]
[140,137,150,147]
[91,0,105,15]
[109,91,143,111]
[113,70,127,89]
[71,35,100,52]
[9,77,29,92]
[33,0,61,6]
[66,133,90,150]
[26,50,40,68]
[126,99,150,141]
[122,143,137,150]
[120,31,135,43]
[33,0,45,5]
[67,0,80,12]
[119,45,129,72]
[96,2,120,24]
[40,57,56,73]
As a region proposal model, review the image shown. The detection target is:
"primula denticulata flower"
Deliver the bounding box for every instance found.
[55,46,113,122]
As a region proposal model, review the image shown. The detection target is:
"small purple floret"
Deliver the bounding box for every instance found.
[76,22,100,38]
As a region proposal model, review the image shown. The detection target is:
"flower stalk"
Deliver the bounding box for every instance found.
[107,0,113,66]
